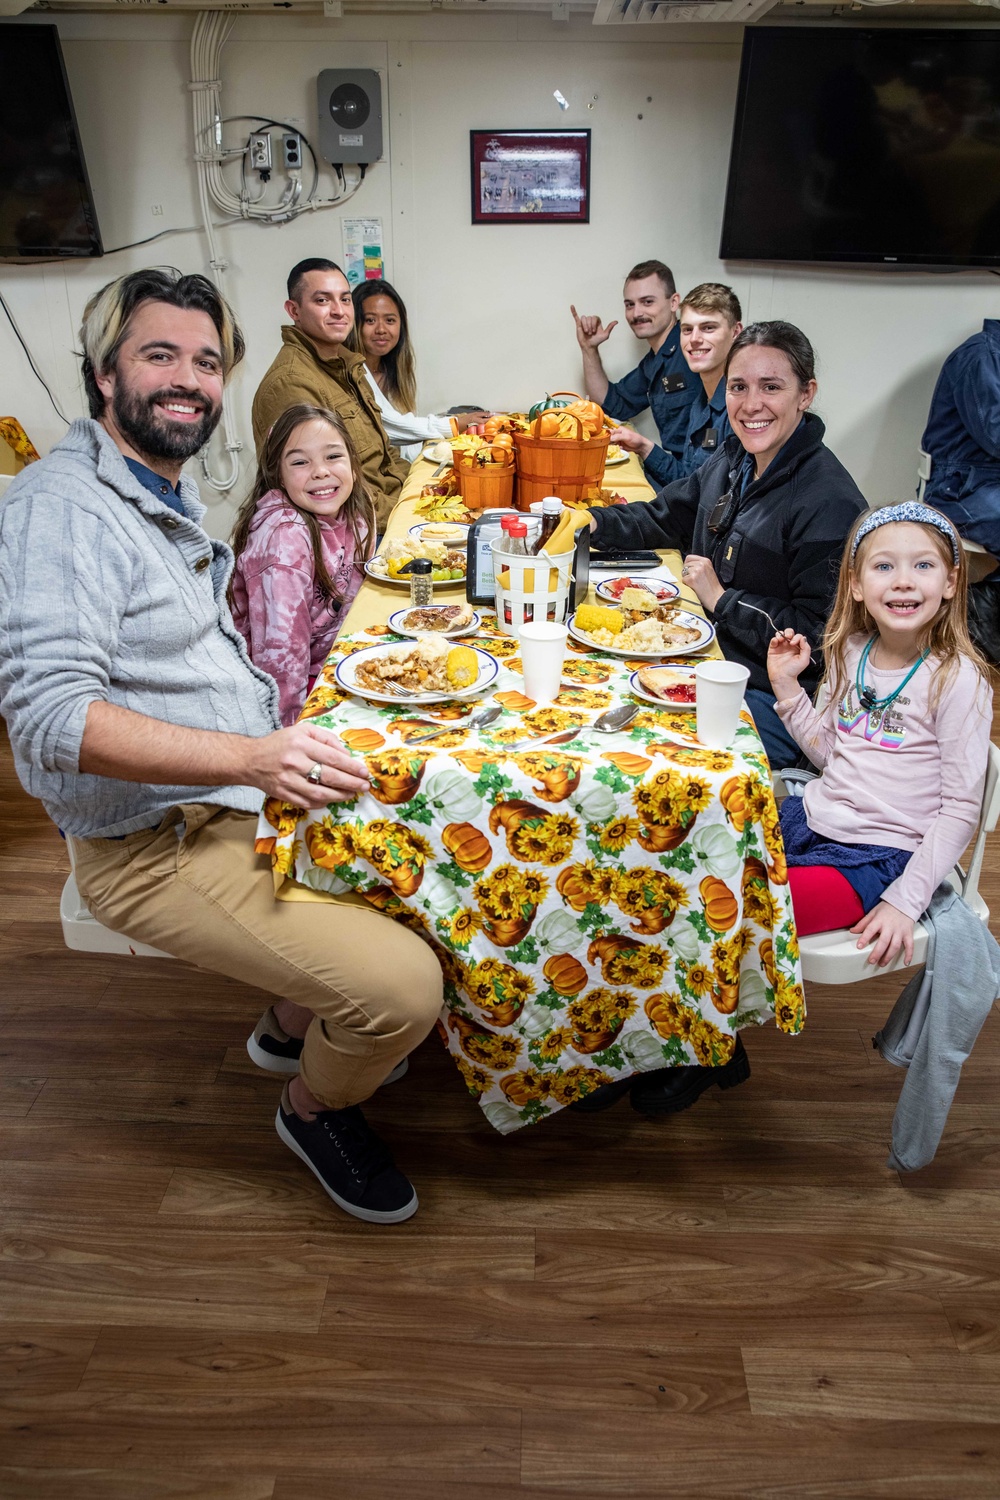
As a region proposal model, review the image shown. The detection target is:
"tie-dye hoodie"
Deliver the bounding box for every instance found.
[230,488,368,726]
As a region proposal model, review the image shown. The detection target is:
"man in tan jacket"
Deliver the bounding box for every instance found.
[252,257,408,528]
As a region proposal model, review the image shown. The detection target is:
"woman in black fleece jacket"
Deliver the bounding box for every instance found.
[590,322,868,770]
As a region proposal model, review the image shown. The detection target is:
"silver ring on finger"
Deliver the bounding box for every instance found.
[681,566,689,577]
[306,763,324,786]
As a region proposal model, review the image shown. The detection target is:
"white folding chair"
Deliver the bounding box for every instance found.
[60,836,173,958]
[917,448,932,503]
[774,742,1000,985]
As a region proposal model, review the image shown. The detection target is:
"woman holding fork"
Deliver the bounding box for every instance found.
[588,321,867,768]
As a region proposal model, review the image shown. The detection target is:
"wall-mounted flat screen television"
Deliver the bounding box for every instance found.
[0,23,102,260]
[720,27,1000,269]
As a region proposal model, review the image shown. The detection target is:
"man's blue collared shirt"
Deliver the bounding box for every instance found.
[123,456,187,518]
[601,327,696,461]
[642,378,733,489]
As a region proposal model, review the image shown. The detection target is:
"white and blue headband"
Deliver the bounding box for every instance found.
[851,502,961,567]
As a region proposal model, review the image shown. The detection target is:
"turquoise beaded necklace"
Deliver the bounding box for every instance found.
[855,635,929,715]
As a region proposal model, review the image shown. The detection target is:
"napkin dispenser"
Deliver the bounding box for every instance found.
[571,528,589,613]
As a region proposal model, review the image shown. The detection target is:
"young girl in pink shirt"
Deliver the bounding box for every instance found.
[230,404,375,726]
[768,502,993,968]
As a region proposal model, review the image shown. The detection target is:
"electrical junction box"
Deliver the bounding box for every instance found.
[317,69,382,165]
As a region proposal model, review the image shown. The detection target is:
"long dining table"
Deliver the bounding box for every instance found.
[255,448,804,1133]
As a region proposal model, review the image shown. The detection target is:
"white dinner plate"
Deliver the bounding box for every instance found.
[567,609,716,659]
[422,440,453,465]
[364,559,467,589]
[388,606,481,639]
[408,522,470,545]
[595,575,681,605]
[335,643,498,705]
[628,667,697,709]
[604,447,628,466]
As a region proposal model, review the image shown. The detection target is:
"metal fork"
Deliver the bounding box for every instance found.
[737,600,782,635]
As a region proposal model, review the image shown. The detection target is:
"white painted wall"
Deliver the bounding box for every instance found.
[1,11,997,536]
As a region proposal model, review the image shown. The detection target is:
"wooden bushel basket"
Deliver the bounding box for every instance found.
[513,411,609,512]
[455,449,516,511]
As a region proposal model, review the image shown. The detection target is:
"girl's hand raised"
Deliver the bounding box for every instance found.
[850,899,915,969]
[767,629,811,700]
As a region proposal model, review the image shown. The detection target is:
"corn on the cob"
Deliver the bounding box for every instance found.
[574,603,624,637]
[446,646,479,688]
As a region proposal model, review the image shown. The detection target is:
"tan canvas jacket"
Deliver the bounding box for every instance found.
[251,326,409,528]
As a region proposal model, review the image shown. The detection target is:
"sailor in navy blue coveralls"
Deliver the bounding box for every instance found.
[602,330,697,476]
[921,319,1000,562]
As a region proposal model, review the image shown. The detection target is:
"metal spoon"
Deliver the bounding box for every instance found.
[592,702,640,734]
[405,704,502,744]
[737,600,782,635]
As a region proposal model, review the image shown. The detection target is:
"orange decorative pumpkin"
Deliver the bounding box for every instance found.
[543,953,589,996]
[255,836,276,856]
[495,690,536,713]
[340,727,385,753]
[742,857,768,892]
[700,876,739,934]
[442,821,492,873]
[601,751,652,776]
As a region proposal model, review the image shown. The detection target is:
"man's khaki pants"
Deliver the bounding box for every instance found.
[72,804,443,1109]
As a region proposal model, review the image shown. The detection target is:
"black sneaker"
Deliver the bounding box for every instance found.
[247,1008,408,1087]
[247,1008,303,1075]
[629,1035,750,1116]
[275,1085,418,1224]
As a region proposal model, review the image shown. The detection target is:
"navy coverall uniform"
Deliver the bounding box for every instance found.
[921,319,1000,560]
[601,325,697,485]
[641,377,733,489]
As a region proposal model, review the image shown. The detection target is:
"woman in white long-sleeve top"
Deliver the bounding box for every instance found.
[349,279,486,461]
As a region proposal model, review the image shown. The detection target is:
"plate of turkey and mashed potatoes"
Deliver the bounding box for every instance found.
[335,635,498,705]
[568,588,715,658]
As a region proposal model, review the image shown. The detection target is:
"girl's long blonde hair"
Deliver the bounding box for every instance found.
[822,509,992,711]
[230,405,375,608]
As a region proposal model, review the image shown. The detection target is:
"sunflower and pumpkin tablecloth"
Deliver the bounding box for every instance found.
[255,616,804,1134]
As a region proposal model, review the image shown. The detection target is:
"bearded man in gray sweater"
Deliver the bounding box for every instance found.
[0,267,441,1225]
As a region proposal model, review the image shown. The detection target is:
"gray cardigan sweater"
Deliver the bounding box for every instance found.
[0,419,280,838]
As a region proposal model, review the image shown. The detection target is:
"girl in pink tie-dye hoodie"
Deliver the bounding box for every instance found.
[230,404,376,726]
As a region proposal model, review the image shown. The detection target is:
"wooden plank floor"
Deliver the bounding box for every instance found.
[4,721,1000,1498]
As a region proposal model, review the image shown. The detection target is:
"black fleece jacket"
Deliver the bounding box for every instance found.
[590,413,867,695]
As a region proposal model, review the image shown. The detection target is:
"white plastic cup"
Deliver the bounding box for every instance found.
[695,660,750,748]
[518,621,568,704]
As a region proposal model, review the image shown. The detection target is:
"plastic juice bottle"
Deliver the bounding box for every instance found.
[501,520,531,625]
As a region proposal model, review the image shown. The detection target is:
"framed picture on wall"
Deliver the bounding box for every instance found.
[470,129,591,225]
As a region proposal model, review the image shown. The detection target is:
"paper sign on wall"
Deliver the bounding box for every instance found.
[342,217,384,287]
